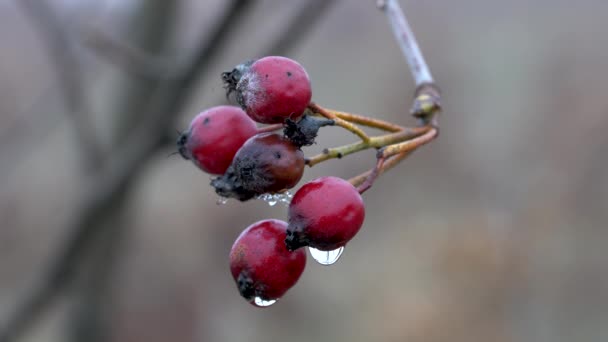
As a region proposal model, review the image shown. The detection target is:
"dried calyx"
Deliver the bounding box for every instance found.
[283,113,334,147]
[221,60,253,98]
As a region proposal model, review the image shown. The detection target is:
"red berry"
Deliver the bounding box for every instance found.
[224,56,312,124]
[177,106,257,175]
[211,133,305,201]
[285,176,365,251]
[230,219,307,306]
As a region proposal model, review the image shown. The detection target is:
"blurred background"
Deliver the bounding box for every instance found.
[1,0,607,341]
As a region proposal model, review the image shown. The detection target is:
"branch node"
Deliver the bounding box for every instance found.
[411,83,441,121]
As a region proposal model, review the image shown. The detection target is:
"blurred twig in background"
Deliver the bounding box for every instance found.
[17,0,104,170]
[67,1,180,341]
[0,1,337,341]
[82,28,179,81]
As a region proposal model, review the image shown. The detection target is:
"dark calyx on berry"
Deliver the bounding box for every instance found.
[211,133,305,201]
[210,166,257,201]
[222,60,253,98]
[176,132,190,160]
[236,272,255,300]
[283,113,334,147]
[285,224,310,251]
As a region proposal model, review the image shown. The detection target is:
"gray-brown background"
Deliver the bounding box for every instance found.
[1,1,607,341]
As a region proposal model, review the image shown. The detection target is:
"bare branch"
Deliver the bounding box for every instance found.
[0,1,340,339]
[377,0,434,86]
[0,1,254,340]
[265,0,338,56]
[377,0,440,124]
[82,27,178,80]
[17,0,104,169]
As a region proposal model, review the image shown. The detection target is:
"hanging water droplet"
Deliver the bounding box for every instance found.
[278,191,293,206]
[216,196,229,205]
[257,192,292,207]
[309,246,344,265]
[253,296,277,307]
[257,194,270,205]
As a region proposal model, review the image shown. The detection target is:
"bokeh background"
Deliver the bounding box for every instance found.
[1,0,607,341]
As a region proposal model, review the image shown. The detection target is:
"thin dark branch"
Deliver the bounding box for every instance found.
[0,1,254,341]
[0,0,339,340]
[82,27,178,80]
[17,0,104,169]
[265,0,338,56]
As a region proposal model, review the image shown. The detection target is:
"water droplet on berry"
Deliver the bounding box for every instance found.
[253,297,277,307]
[257,191,293,207]
[279,190,293,205]
[257,194,275,206]
[216,197,229,205]
[308,246,344,265]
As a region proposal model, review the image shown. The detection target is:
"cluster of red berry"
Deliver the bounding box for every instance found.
[177,56,366,307]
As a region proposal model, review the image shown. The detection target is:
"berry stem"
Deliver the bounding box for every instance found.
[309,103,403,132]
[332,111,402,132]
[308,102,370,142]
[348,150,410,189]
[349,127,438,190]
[305,125,431,167]
[355,157,385,194]
[256,123,283,134]
[378,127,438,159]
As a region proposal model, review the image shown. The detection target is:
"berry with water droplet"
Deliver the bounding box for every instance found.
[222,56,312,124]
[308,246,345,266]
[230,219,306,306]
[177,106,257,175]
[211,133,305,201]
[285,176,365,251]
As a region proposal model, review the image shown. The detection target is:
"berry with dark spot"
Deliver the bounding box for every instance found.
[230,219,307,306]
[177,106,257,175]
[222,56,312,124]
[285,176,365,251]
[211,133,305,201]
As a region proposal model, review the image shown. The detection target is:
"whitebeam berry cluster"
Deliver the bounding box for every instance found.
[176,55,440,307]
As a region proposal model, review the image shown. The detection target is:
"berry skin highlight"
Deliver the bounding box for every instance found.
[285,176,366,251]
[230,219,307,306]
[177,106,257,175]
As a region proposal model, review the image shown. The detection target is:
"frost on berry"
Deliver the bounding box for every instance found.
[221,60,253,99]
[211,133,305,201]
[223,56,312,124]
[283,114,334,147]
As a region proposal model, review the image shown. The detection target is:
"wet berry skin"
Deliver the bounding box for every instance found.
[285,176,365,251]
[227,56,312,124]
[230,219,307,305]
[211,133,305,201]
[177,106,257,175]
